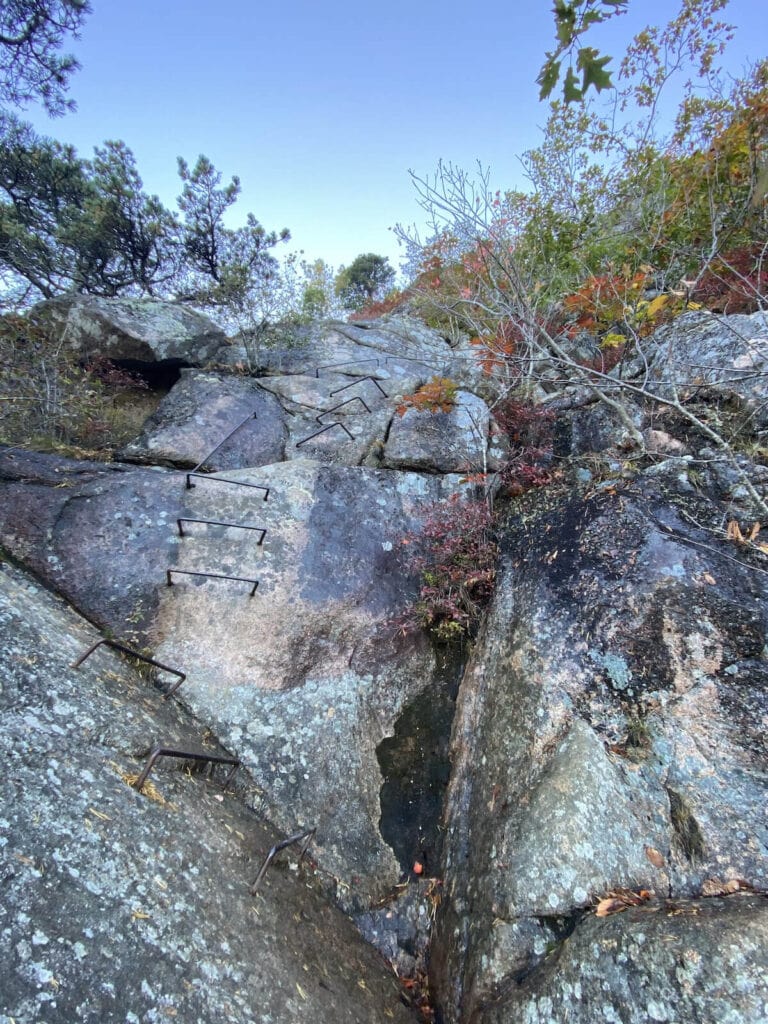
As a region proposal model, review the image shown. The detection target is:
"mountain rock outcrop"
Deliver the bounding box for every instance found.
[0,561,416,1024]
[432,474,768,1022]
[34,294,227,365]
[2,305,767,1023]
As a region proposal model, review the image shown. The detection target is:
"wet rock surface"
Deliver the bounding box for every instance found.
[0,562,416,1024]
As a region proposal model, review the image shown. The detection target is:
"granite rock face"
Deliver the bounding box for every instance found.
[222,315,481,388]
[432,476,768,1022]
[0,447,467,894]
[122,323,496,474]
[121,369,288,468]
[646,310,768,424]
[5,302,768,1023]
[0,448,184,639]
[0,561,416,1024]
[383,391,492,474]
[34,294,227,365]
[152,459,466,894]
[483,896,768,1024]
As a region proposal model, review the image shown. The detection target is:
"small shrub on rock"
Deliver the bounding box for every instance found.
[398,494,498,643]
[396,377,458,416]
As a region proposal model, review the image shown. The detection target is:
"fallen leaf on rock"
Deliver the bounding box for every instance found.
[595,888,654,916]
[596,897,627,917]
[644,845,665,869]
[701,877,750,896]
[726,520,744,543]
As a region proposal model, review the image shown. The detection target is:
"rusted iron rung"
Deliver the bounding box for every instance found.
[316,396,371,424]
[329,376,388,398]
[134,746,241,792]
[71,639,186,699]
[295,421,354,447]
[250,828,317,894]
[177,518,266,545]
[166,568,259,597]
[315,357,379,378]
[185,473,270,499]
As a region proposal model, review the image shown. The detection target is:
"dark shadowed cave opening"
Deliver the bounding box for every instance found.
[377,648,465,875]
[111,357,191,390]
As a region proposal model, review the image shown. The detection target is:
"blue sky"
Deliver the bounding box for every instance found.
[22,0,768,275]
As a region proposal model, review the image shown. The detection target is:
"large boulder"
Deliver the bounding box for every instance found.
[0,446,469,895]
[383,391,492,474]
[0,561,416,1024]
[118,365,499,475]
[152,459,467,894]
[121,370,288,468]
[226,315,489,393]
[483,895,768,1024]
[646,309,768,425]
[432,474,768,1022]
[34,295,227,365]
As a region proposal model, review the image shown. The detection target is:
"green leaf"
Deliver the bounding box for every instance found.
[553,1,576,45]
[577,47,614,93]
[581,10,604,28]
[563,66,584,103]
[537,56,562,100]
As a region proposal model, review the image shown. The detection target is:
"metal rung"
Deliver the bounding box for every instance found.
[187,412,257,476]
[134,746,240,792]
[71,639,186,698]
[166,568,259,597]
[315,358,379,378]
[185,473,270,499]
[250,828,316,893]
[329,376,388,398]
[316,396,371,423]
[177,518,266,545]
[295,421,354,447]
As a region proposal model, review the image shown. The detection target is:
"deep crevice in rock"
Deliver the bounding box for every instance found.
[377,647,465,875]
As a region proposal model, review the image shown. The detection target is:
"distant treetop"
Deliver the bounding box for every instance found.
[335,253,396,311]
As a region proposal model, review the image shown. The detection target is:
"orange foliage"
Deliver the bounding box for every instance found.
[349,288,410,321]
[396,377,458,416]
